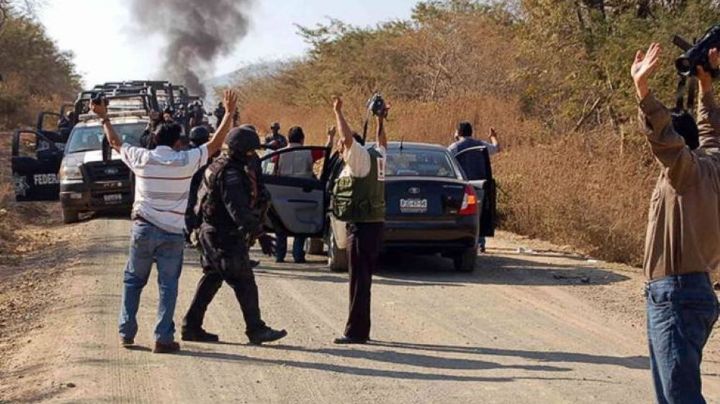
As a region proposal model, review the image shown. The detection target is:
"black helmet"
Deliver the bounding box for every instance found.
[189,126,210,147]
[225,125,261,158]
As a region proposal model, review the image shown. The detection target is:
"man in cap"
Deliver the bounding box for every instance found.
[183,125,287,344]
[265,122,288,151]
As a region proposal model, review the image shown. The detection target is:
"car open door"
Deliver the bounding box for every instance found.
[11,130,63,202]
[454,145,496,237]
[260,146,331,237]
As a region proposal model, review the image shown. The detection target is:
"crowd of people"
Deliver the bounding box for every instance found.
[85,42,720,403]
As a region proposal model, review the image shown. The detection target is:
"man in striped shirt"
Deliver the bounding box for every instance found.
[91,90,238,354]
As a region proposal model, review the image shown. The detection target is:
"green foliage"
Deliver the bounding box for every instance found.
[0,9,81,129]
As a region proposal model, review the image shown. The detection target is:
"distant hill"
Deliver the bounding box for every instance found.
[205,61,286,91]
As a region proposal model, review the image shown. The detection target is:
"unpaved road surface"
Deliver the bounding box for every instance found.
[2,218,720,403]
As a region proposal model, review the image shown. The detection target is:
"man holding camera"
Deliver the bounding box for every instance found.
[331,96,387,344]
[91,90,238,354]
[633,43,720,403]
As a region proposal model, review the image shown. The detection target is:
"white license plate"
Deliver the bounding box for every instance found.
[104,194,122,204]
[400,198,428,213]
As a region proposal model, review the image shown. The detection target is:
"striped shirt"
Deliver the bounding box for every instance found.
[120,144,209,234]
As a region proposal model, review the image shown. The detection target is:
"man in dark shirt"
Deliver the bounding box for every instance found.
[448,122,501,252]
[264,122,288,151]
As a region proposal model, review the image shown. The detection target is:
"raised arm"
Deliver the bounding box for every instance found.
[376,104,389,150]
[206,90,238,156]
[90,101,123,152]
[333,97,354,149]
[633,43,698,192]
[325,126,337,149]
[488,127,501,153]
[697,49,720,137]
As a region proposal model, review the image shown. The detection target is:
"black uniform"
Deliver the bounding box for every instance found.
[182,126,285,344]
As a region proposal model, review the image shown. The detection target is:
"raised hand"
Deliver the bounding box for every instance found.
[223,90,238,113]
[631,43,662,99]
[333,97,343,114]
[90,101,108,119]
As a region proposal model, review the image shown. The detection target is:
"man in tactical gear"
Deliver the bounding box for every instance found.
[182,125,287,344]
[331,97,387,345]
[213,102,226,129]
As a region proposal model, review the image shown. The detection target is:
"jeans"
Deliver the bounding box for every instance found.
[119,221,185,344]
[646,272,719,404]
[276,232,306,262]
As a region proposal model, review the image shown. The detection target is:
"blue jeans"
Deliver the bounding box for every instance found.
[119,221,185,344]
[646,273,719,404]
[276,232,306,262]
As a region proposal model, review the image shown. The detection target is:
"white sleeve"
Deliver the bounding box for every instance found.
[120,144,143,169]
[343,139,371,178]
[188,145,209,173]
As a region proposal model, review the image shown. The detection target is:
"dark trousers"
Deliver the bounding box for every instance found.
[344,222,384,340]
[276,232,307,262]
[646,273,719,404]
[183,228,266,336]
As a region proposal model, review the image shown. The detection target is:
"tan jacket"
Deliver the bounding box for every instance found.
[639,90,720,280]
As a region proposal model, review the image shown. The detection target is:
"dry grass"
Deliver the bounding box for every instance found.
[241,95,656,267]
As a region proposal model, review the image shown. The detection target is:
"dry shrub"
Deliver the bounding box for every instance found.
[240,95,657,267]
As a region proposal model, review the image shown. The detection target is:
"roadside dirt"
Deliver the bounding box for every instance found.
[1,219,719,403]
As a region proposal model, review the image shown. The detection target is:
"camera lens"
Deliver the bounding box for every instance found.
[675,57,693,76]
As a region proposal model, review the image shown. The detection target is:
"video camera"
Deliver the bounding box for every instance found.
[367,93,387,117]
[674,24,720,77]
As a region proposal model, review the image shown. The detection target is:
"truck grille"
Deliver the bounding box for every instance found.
[84,161,131,182]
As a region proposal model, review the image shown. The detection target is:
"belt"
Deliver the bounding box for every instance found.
[645,272,711,289]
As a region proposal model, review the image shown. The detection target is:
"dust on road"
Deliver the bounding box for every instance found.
[2,218,719,403]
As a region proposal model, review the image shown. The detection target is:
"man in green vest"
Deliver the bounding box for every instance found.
[331,96,387,344]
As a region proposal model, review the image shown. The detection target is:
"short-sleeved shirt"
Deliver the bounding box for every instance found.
[340,139,386,179]
[121,144,209,234]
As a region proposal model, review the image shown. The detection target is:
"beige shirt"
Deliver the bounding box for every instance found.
[340,139,386,179]
[639,90,720,280]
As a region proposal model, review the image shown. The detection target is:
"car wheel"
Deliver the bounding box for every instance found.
[62,208,79,224]
[328,231,348,273]
[308,238,324,255]
[453,247,477,272]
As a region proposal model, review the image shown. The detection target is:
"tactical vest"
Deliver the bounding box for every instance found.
[332,147,385,223]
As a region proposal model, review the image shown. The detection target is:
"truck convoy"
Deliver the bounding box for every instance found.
[10,80,208,223]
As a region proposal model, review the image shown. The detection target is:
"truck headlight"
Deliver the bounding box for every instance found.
[60,160,83,183]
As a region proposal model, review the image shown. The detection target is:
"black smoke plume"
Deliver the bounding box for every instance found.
[129,0,253,97]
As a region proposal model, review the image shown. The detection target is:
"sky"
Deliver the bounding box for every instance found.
[38,0,420,88]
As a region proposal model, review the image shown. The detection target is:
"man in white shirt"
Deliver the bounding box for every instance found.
[331,97,387,344]
[91,90,237,354]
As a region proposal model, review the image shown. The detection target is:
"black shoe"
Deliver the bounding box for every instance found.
[153,341,181,354]
[181,328,219,342]
[250,260,261,269]
[275,258,285,263]
[480,246,486,254]
[121,337,134,347]
[294,258,307,264]
[248,327,288,345]
[333,335,368,345]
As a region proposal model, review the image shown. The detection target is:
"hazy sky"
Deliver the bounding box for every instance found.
[38,0,419,87]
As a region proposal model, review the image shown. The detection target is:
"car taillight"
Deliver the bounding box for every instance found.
[458,185,478,216]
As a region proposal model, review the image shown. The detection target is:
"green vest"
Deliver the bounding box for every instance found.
[332,147,385,223]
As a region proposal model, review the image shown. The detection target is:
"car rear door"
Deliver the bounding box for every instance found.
[11,130,63,201]
[454,146,496,237]
[260,146,331,236]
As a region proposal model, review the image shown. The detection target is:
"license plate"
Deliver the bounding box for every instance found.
[400,198,428,213]
[104,194,122,204]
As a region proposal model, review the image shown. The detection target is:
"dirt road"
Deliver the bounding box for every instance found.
[2,218,720,403]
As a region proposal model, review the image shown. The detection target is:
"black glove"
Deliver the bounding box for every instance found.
[258,234,276,257]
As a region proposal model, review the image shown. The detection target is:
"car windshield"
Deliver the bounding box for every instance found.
[66,123,146,153]
[386,148,456,178]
